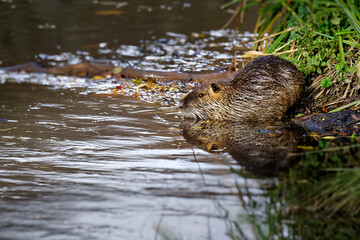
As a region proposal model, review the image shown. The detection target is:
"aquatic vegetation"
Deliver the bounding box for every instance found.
[231,139,360,239]
[285,139,360,213]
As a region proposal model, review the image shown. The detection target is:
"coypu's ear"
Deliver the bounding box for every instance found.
[210,83,221,93]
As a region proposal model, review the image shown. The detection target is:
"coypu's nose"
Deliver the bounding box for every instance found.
[178,101,183,109]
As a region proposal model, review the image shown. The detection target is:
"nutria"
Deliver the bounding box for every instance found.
[179,55,304,121]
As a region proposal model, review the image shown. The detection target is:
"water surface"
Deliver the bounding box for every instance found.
[1,82,255,239]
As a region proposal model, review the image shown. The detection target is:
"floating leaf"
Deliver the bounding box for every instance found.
[77,72,87,77]
[191,32,206,38]
[95,10,123,16]
[138,83,150,90]
[132,79,143,85]
[112,66,123,74]
[93,76,104,80]
[159,85,166,92]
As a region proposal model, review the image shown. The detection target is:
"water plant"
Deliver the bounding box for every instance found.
[232,139,360,239]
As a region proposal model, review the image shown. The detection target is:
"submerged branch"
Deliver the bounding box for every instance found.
[0,62,237,82]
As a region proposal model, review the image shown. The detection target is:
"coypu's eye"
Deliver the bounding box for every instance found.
[198,93,205,98]
[211,83,221,93]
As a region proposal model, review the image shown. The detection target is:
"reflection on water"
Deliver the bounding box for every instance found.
[181,119,304,177]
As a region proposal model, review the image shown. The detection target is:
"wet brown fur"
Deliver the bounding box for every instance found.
[179,55,304,121]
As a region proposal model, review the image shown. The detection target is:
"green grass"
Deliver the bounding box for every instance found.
[223,0,360,111]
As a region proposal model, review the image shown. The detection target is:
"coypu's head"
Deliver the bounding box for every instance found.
[179,79,232,120]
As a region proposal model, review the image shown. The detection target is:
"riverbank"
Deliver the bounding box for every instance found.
[231,0,360,113]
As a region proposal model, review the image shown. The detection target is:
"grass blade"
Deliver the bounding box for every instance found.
[336,0,360,35]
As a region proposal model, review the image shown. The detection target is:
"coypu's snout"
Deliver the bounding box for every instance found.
[179,91,196,107]
[178,82,222,120]
[178,98,194,118]
[177,101,183,110]
[178,93,201,119]
[178,91,194,111]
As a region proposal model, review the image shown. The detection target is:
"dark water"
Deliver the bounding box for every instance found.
[1,1,359,240]
[0,0,256,66]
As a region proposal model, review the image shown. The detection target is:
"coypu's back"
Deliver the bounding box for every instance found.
[180,55,304,121]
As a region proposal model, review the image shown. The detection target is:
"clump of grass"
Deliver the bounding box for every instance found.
[223,0,360,113]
